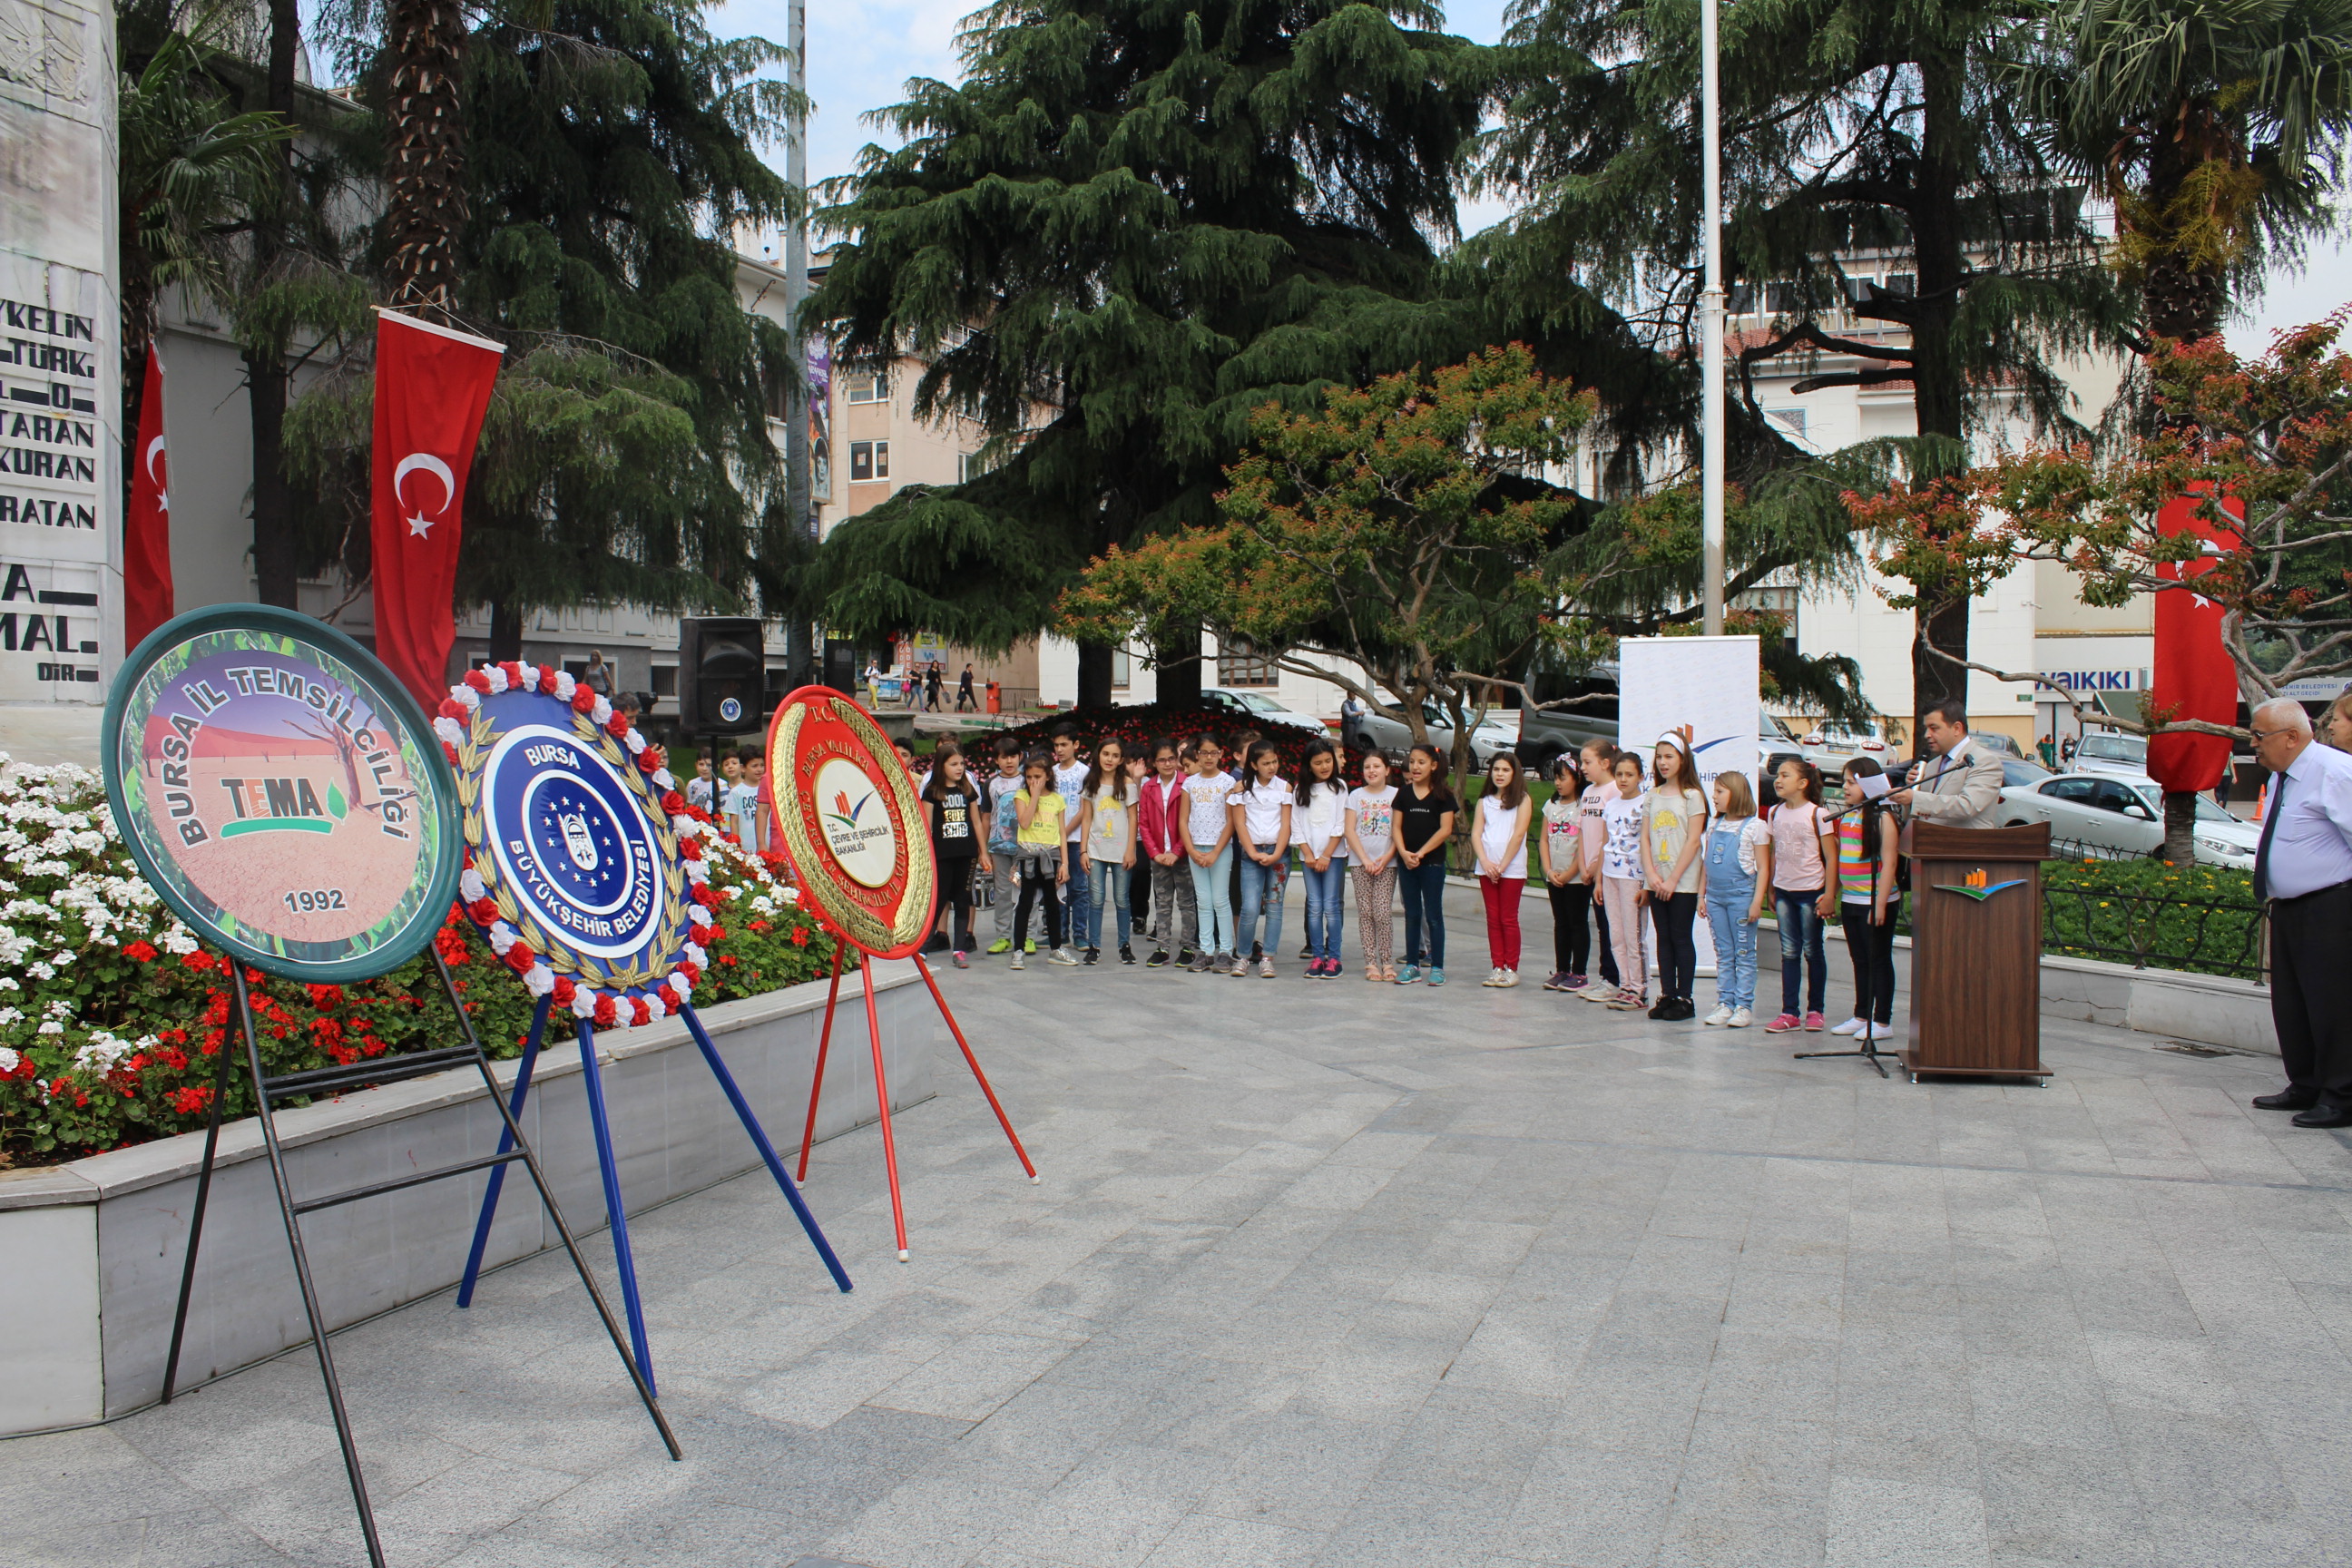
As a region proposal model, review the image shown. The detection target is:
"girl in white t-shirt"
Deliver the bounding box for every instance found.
[1597,752,1651,1010]
[1181,734,1240,971]
[1540,752,1593,991]
[1228,742,1293,977]
[1294,740,1350,979]
[1344,750,1401,981]
[1475,751,1534,987]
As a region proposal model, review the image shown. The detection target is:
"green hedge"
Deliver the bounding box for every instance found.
[2039,857,2262,979]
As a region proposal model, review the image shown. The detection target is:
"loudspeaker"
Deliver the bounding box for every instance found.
[678,618,765,734]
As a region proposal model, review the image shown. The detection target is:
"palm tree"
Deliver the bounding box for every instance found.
[2014,0,2352,342]
[380,0,467,309]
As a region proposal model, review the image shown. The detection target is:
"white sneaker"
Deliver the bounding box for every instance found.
[1829,1016,1867,1037]
[1008,951,1025,971]
[1047,946,1081,966]
[1496,969,1520,988]
[1481,966,1503,987]
[1582,984,1622,1004]
[1727,1007,1753,1028]
[1231,956,1250,976]
[1703,1005,1732,1026]
[1860,1020,1896,1041]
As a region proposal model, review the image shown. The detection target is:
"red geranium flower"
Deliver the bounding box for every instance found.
[124,939,158,963]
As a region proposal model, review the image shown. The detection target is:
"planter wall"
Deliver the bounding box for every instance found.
[0,962,937,1438]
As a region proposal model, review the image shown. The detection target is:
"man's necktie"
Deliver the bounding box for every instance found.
[2255,769,2289,902]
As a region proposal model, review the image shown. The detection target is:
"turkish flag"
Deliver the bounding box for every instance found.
[370,309,503,707]
[124,346,173,647]
[2146,492,2242,793]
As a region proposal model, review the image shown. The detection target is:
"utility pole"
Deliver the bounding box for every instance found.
[1700,0,1726,637]
[781,0,815,685]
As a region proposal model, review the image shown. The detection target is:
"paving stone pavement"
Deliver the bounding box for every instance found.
[8,885,2352,1568]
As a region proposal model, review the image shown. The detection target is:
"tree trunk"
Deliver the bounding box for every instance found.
[247,0,301,609]
[247,347,299,606]
[1075,640,1113,710]
[383,0,469,308]
[1153,625,1202,707]
[1906,58,1971,749]
[489,597,524,662]
[2161,788,2199,866]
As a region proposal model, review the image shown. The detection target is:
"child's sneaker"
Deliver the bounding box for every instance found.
[1083,946,1100,965]
[1481,967,1504,987]
[1008,950,1026,971]
[1702,1004,1732,1026]
[1764,1012,1800,1033]
[1606,991,1645,1010]
[1175,947,1197,969]
[1048,946,1082,966]
[1728,1007,1753,1028]
[1147,947,1170,968]
[1830,1016,1866,1036]
[1396,964,1422,985]
[1426,967,1446,986]
[1230,955,1250,977]
[951,951,970,970]
[1582,984,1622,1004]
[1496,969,1520,987]
[986,937,1012,956]
[1803,1011,1828,1032]
[1120,946,1137,965]
[1541,971,1566,991]
[1259,956,1275,978]
[1564,974,1590,990]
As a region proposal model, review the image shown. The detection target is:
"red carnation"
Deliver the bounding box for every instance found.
[539,666,561,695]
[572,685,597,713]
[637,748,661,772]
[662,790,687,815]
[593,994,619,1027]
[444,741,461,766]
[468,898,499,926]
[693,883,723,908]
[552,976,577,1006]
[464,669,493,694]
[124,940,158,963]
[629,995,652,1026]
[678,838,701,861]
[500,661,528,690]
[438,697,468,720]
[603,710,627,740]
[678,960,701,984]
[503,942,536,975]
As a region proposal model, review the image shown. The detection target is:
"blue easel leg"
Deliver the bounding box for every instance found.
[577,1022,655,1393]
[458,993,553,1308]
[679,1004,855,1294]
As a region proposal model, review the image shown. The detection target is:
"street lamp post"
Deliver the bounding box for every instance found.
[1700,0,1726,637]
[782,0,814,683]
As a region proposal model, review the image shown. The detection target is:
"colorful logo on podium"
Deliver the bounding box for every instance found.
[1945,867,2027,901]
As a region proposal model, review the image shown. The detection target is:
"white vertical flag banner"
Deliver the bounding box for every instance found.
[1618,636,1762,975]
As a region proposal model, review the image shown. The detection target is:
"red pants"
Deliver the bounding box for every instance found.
[1479,876,1525,970]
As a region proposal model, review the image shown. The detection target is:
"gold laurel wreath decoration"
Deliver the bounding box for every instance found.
[768,696,935,952]
[449,690,696,992]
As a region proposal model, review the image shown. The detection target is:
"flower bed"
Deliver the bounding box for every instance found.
[990,703,1366,780]
[0,758,849,1167]
[2041,856,2261,979]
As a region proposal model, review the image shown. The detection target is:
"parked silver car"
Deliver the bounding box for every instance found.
[2069,730,2150,780]
[1346,700,1517,767]
[1996,770,2257,868]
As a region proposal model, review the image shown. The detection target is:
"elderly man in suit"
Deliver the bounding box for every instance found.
[2246,699,2352,1127]
[1886,699,2007,828]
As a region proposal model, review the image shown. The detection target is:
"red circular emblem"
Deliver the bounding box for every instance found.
[763,688,935,957]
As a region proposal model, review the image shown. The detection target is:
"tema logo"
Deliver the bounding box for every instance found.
[1945,867,2026,901]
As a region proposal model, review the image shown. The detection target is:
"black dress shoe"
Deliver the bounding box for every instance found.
[2254,1090,2319,1112]
[2291,1103,2352,1129]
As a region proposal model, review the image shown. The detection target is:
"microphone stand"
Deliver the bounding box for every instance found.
[1793,791,1900,1077]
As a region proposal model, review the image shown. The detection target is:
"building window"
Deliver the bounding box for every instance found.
[959,449,990,484]
[651,664,677,698]
[849,440,890,482]
[1111,645,1130,688]
[1220,637,1279,687]
[845,370,889,404]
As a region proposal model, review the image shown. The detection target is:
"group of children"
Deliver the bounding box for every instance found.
[690,720,1905,1035]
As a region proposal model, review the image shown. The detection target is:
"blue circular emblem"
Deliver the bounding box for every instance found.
[447,679,700,1004]
[719,696,742,723]
[484,725,662,958]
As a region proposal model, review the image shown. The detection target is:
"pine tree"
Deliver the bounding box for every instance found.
[802,0,1494,708]
[1480,0,2138,739]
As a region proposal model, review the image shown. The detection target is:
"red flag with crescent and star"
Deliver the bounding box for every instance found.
[2147,491,2243,794]
[370,308,503,706]
[124,345,173,647]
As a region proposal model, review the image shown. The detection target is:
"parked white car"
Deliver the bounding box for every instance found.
[1200,687,1329,737]
[2069,730,2150,780]
[1801,722,1890,770]
[1346,700,1517,766]
[1996,771,2258,868]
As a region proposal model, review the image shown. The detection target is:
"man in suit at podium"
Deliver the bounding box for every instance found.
[1886,700,2006,829]
[2246,700,2352,1127]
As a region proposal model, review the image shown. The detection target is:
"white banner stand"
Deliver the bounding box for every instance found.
[1617,635,1763,978]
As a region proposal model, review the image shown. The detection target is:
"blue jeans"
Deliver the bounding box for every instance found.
[1189,845,1236,956]
[1706,895,1759,1010]
[1062,843,1093,951]
[1301,860,1346,962]
[1236,845,1289,957]
[1085,857,1132,949]
[1774,888,1828,1016]
[1397,857,1447,967]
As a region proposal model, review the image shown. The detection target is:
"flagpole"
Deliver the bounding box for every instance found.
[782,0,815,685]
[1700,0,1726,637]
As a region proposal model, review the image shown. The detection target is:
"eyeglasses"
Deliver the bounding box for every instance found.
[2249,726,2300,743]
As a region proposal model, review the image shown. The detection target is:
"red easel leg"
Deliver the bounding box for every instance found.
[797,939,847,1181]
[911,952,1038,1181]
[859,956,910,1260]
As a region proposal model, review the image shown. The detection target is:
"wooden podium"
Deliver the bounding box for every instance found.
[1903,822,2053,1083]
